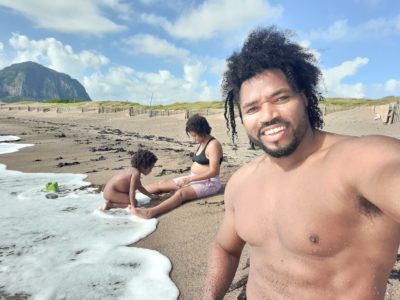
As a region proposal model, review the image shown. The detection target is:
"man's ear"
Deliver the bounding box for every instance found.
[300,91,308,107]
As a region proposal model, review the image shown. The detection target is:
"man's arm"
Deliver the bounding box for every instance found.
[349,136,400,221]
[203,176,245,299]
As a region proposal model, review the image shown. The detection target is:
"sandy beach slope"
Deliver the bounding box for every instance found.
[0,106,399,299]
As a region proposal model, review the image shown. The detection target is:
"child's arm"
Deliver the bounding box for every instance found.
[137,183,160,200]
[128,169,141,213]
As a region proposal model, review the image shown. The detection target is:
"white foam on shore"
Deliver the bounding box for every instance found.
[136,192,151,204]
[0,135,21,142]
[0,137,179,299]
[0,135,33,154]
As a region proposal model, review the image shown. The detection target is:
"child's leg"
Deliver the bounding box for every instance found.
[102,190,130,210]
[135,185,197,218]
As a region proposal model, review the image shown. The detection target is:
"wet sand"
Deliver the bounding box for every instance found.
[0,105,399,299]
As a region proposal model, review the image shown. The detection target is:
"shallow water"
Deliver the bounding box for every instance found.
[0,136,178,299]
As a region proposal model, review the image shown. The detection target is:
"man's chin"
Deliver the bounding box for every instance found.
[249,137,299,158]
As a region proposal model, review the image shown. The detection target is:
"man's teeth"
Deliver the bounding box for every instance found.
[265,126,285,135]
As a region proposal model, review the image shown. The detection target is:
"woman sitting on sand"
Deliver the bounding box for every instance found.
[134,114,223,219]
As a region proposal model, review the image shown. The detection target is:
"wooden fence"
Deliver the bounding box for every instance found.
[374,102,399,124]
[0,104,218,119]
[128,107,183,117]
[320,105,353,115]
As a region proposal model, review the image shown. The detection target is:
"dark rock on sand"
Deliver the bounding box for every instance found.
[90,155,106,161]
[56,161,80,168]
[45,193,58,199]
[156,167,191,177]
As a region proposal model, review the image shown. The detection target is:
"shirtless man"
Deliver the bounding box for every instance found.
[203,26,400,299]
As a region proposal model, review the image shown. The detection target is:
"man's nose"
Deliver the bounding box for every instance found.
[258,102,279,124]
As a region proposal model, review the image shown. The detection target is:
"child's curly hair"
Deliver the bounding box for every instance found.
[223,26,324,143]
[131,149,158,169]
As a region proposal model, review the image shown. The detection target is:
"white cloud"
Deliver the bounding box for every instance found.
[140,0,283,40]
[2,33,219,103]
[0,42,8,69]
[205,57,227,77]
[311,20,349,41]
[9,34,109,79]
[368,78,400,97]
[309,16,400,41]
[99,0,133,21]
[2,31,221,103]
[184,60,206,83]
[384,79,400,94]
[321,57,369,98]
[123,34,189,62]
[84,66,218,103]
[0,0,127,35]
[298,39,321,62]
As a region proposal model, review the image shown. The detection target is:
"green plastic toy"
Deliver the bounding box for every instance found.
[45,182,60,193]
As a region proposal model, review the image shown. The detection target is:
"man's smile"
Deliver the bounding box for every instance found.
[261,125,286,136]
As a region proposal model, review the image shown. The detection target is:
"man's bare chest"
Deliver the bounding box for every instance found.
[233,169,360,257]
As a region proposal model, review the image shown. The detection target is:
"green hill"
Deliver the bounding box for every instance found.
[0,61,91,103]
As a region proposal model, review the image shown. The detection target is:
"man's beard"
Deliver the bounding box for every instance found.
[248,117,307,158]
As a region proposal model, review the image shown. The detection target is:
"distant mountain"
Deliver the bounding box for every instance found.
[0,61,91,103]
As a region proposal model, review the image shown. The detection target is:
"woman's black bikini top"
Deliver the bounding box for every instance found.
[192,137,223,165]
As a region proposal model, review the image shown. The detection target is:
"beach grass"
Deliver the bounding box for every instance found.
[322,96,399,107]
[2,96,399,111]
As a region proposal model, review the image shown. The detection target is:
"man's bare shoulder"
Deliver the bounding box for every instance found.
[326,133,399,158]
[322,133,400,181]
[226,155,265,189]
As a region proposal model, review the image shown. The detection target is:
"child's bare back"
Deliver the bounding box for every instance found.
[105,168,135,194]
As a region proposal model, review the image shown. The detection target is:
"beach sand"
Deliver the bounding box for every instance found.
[0,105,399,299]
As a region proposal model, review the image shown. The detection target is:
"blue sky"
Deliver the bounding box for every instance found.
[0,0,399,104]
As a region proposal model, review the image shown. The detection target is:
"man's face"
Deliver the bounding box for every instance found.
[239,69,310,158]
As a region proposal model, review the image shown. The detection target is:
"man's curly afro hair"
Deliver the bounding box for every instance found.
[222,26,324,143]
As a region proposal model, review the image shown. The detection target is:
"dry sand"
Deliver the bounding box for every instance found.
[0,105,399,299]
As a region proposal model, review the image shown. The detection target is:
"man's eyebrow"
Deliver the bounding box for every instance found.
[270,88,292,97]
[241,99,258,109]
[241,88,293,109]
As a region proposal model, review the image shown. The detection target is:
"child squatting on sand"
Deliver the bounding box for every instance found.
[101,149,160,214]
